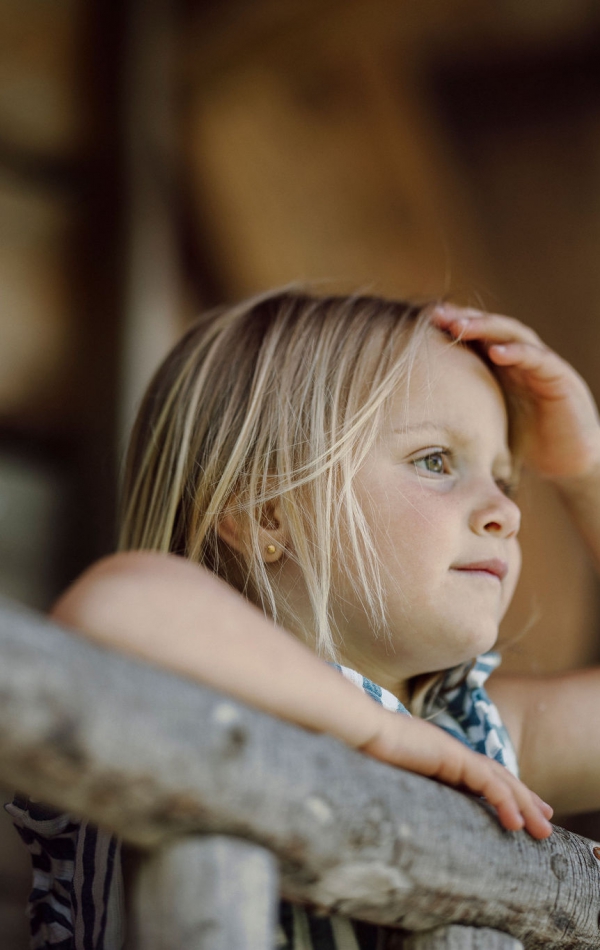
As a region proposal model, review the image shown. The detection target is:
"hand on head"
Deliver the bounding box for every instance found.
[432,305,600,482]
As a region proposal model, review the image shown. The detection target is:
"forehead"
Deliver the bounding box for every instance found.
[391,329,510,441]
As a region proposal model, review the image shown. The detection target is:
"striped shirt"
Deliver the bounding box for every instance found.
[7,652,516,949]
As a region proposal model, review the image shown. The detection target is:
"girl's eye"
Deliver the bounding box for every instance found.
[413,451,449,475]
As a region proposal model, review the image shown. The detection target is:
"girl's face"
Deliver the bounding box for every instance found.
[334,329,522,692]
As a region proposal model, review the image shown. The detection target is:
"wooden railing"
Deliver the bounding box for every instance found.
[1,596,599,949]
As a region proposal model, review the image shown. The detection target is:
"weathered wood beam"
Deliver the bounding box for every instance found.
[131,836,279,950]
[0,597,599,948]
[404,926,523,949]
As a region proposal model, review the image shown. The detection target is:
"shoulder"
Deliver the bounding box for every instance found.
[49,552,225,633]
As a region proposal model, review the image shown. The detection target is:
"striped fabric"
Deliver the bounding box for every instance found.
[6,800,122,950]
[278,901,387,949]
[7,652,516,949]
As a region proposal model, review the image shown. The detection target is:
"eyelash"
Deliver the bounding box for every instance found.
[412,450,519,499]
[413,450,451,476]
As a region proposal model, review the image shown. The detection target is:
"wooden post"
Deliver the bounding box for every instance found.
[131,835,279,950]
[405,925,523,949]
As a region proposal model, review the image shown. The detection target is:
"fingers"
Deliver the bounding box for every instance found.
[434,744,553,839]
[433,311,574,405]
[430,303,600,479]
[430,306,570,396]
[531,791,554,820]
[485,341,566,384]
[431,304,542,349]
[462,758,554,839]
[361,715,553,839]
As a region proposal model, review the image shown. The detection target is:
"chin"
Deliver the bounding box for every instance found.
[461,623,499,660]
[439,619,500,669]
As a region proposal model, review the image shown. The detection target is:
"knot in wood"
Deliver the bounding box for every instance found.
[45,718,86,768]
[550,852,569,881]
[593,846,600,861]
[304,796,333,825]
[221,722,248,755]
[211,702,248,756]
[314,861,413,911]
[348,800,392,850]
[552,912,574,936]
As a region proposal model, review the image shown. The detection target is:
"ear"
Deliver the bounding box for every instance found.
[217,500,288,563]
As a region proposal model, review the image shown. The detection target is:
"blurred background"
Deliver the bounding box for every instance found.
[1,0,600,944]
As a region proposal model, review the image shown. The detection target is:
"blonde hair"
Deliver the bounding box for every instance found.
[119,288,434,662]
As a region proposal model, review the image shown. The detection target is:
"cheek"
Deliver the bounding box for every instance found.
[501,540,522,615]
[386,485,458,541]
[372,490,455,576]
[354,465,462,581]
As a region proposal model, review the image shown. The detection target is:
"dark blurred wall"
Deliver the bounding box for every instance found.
[0,1,126,943]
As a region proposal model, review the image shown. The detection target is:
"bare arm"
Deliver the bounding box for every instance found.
[554,463,600,573]
[488,669,600,814]
[489,460,600,814]
[50,550,552,837]
[51,550,384,749]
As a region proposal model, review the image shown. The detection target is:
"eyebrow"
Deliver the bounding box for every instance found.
[392,422,449,434]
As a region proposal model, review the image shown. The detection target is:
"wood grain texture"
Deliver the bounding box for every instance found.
[0,598,599,948]
[404,925,523,949]
[131,836,278,950]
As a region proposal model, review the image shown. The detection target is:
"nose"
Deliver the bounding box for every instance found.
[469,484,521,539]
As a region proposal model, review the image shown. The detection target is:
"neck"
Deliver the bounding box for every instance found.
[271,564,412,704]
[335,644,411,706]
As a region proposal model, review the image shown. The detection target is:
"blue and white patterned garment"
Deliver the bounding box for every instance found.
[7,651,517,950]
[422,652,519,777]
[332,651,518,778]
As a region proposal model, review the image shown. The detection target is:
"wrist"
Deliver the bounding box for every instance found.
[354,708,402,759]
[550,452,600,497]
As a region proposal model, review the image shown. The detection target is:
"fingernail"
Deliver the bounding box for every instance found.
[493,344,507,353]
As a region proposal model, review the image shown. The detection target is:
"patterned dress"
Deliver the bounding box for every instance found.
[7,653,517,950]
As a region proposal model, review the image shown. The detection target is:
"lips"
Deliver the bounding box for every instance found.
[452,558,508,581]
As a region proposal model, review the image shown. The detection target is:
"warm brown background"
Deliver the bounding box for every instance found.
[1,0,600,945]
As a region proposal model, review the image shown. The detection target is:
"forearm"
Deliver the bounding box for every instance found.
[51,552,553,838]
[50,551,384,751]
[491,668,600,814]
[552,459,600,574]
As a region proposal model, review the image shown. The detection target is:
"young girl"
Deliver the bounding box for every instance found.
[9,289,600,949]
